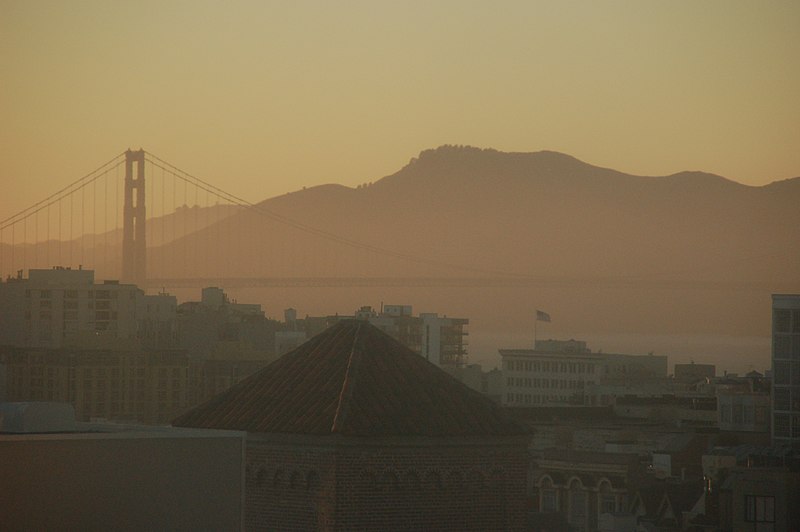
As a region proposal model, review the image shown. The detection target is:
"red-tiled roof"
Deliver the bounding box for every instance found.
[173,320,525,436]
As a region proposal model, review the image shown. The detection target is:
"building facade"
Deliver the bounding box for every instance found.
[0,267,176,350]
[500,340,667,407]
[530,449,645,532]
[289,304,470,368]
[0,346,270,424]
[771,294,800,447]
[174,320,528,531]
[0,402,244,531]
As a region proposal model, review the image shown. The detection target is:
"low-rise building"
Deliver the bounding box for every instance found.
[174,320,528,531]
[718,466,800,531]
[530,448,645,532]
[500,339,667,408]
[0,402,245,531]
[0,346,271,424]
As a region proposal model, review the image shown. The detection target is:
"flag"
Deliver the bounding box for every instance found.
[536,310,551,323]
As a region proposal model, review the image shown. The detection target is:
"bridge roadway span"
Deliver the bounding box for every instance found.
[143,277,778,291]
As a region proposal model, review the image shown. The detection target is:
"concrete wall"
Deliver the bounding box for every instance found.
[0,431,244,531]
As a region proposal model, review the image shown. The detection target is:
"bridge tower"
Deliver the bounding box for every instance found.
[122,149,146,286]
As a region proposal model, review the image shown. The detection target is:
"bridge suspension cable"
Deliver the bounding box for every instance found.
[2,148,531,283]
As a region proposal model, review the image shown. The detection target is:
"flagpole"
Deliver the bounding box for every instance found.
[534,316,537,348]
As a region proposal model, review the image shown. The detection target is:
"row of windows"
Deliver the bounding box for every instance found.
[507,393,574,405]
[719,404,768,424]
[773,386,800,412]
[773,334,800,360]
[506,359,597,374]
[26,289,133,300]
[24,310,121,320]
[507,377,592,390]
[774,309,800,334]
[746,495,775,523]
[773,413,800,438]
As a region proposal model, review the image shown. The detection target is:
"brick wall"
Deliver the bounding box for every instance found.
[244,435,528,531]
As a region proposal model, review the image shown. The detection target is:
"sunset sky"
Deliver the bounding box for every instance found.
[2,0,799,220]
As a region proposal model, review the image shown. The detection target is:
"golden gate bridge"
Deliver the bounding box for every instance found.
[0,149,777,292]
[0,149,532,290]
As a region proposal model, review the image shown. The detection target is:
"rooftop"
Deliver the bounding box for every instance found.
[173,320,524,437]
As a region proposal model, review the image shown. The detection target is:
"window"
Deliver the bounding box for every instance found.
[745,495,775,523]
[774,414,790,437]
[774,335,792,358]
[775,310,791,333]
[732,405,743,424]
[774,388,790,411]
[601,494,616,514]
[541,489,557,512]
[775,361,790,385]
[569,487,587,526]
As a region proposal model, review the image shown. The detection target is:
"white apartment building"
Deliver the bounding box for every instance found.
[500,339,667,407]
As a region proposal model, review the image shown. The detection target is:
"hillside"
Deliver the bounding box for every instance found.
[142,146,800,356]
[153,145,798,283]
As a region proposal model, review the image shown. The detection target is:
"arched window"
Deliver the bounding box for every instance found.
[598,479,616,515]
[539,476,557,512]
[568,479,587,529]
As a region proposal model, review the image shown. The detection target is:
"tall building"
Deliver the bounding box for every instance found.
[771,294,800,447]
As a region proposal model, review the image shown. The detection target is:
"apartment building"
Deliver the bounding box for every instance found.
[500,339,667,407]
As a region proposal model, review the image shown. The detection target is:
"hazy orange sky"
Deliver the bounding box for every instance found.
[2,1,799,220]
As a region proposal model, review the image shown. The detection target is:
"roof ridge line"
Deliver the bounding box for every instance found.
[330,321,362,433]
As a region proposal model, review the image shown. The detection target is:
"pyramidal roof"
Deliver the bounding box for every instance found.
[173,320,524,437]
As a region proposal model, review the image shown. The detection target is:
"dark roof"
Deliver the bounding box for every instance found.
[173,320,525,437]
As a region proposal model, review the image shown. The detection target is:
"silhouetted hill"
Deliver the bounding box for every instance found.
[142,146,800,350]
